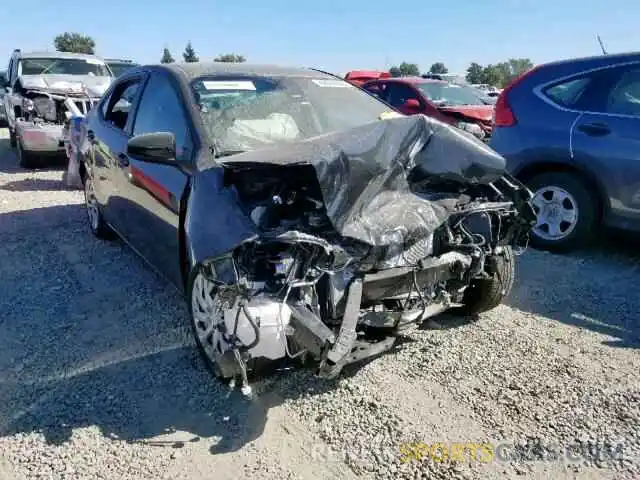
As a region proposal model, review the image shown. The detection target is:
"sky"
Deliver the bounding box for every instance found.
[1,0,638,75]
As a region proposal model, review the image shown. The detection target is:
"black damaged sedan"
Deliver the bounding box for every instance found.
[81,62,535,394]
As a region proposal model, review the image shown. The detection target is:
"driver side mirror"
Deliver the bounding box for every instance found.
[0,74,9,90]
[127,132,176,163]
[402,98,422,112]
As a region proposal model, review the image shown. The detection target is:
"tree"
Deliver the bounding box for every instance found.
[214,53,246,63]
[507,58,534,79]
[160,48,175,63]
[182,42,199,63]
[466,62,484,84]
[54,32,95,54]
[429,62,448,74]
[480,65,503,87]
[389,62,420,77]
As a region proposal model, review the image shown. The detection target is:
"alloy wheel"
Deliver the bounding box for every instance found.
[531,185,579,241]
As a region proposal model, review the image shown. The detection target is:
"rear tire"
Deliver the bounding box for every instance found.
[460,246,515,315]
[526,171,597,252]
[83,174,116,240]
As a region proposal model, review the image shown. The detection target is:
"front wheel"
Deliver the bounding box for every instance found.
[459,246,516,315]
[9,128,17,148]
[16,141,37,169]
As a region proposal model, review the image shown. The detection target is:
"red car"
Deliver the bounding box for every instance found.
[361,77,494,141]
[344,70,391,87]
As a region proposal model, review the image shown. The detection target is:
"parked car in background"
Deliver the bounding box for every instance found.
[490,51,640,251]
[362,77,494,141]
[471,83,502,97]
[0,70,6,126]
[105,58,140,77]
[79,62,533,392]
[344,70,390,86]
[2,49,113,167]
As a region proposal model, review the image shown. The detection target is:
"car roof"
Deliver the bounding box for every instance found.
[157,62,336,80]
[538,51,640,69]
[16,50,106,61]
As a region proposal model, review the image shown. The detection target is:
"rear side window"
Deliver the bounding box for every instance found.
[363,82,384,99]
[605,68,640,116]
[544,77,591,107]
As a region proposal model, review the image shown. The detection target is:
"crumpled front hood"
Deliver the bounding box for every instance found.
[437,105,494,123]
[202,114,507,251]
[20,74,113,97]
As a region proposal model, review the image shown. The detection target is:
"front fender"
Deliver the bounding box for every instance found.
[184,168,260,268]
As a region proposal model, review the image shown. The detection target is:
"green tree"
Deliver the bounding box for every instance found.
[54,32,95,54]
[389,66,402,77]
[479,58,534,88]
[466,62,484,84]
[480,65,503,87]
[429,62,448,74]
[214,53,247,63]
[160,48,175,63]
[389,62,420,77]
[182,42,199,63]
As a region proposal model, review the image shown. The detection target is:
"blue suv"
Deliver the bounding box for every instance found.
[489,52,640,252]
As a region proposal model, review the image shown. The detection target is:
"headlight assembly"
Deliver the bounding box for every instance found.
[21,98,35,112]
[456,121,485,139]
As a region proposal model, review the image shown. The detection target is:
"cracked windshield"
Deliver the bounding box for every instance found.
[192,76,390,154]
[0,1,638,480]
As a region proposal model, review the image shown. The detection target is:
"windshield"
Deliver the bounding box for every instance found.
[416,82,486,106]
[191,75,392,154]
[107,62,137,77]
[20,58,111,76]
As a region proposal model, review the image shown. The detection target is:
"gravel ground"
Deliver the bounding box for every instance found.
[0,127,638,480]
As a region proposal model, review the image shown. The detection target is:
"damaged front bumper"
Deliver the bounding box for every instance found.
[15,120,65,153]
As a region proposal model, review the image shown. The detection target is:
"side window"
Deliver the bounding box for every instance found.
[385,84,421,108]
[132,73,190,160]
[103,79,142,131]
[100,89,113,118]
[363,82,382,98]
[544,77,591,107]
[605,69,640,116]
[6,58,13,83]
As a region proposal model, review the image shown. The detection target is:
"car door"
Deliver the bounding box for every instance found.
[384,82,426,115]
[87,73,146,229]
[111,70,195,289]
[571,64,640,227]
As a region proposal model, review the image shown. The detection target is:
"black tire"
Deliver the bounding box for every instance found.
[16,140,37,169]
[9,128,17,148]
[460,246,516,315]
[525,171,597,252]
[83,174,116,240]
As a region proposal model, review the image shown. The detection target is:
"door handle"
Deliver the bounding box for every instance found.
[117,153,129,167]
[577,122,611,136]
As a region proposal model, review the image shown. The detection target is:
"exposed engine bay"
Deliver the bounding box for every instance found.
[189,115,536,395]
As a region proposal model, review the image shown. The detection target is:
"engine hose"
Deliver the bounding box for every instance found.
[240,302,261,349]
